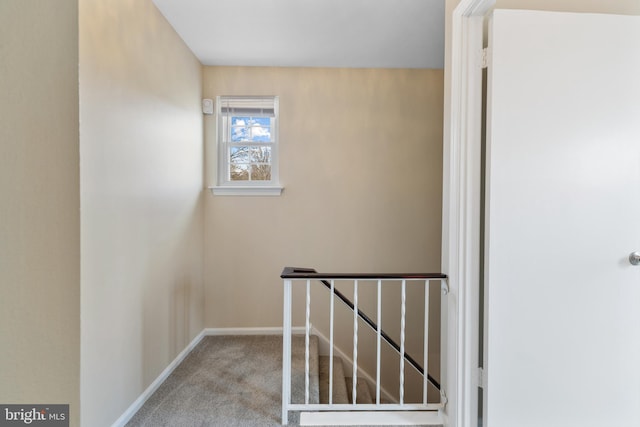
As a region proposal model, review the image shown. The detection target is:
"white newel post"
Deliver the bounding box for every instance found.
[282,279,292,425]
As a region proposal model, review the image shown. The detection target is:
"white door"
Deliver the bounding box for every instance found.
[485,10,640,427]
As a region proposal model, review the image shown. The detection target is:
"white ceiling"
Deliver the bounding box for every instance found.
[152,0,445,69]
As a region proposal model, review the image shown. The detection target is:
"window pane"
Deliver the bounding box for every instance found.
[250,164,271,181]
[230,163,249,181]
[250,146,272,163]
[230,117,249,142]
[248,117,271,142]
[230,116,272,142]
[230,146,250,163]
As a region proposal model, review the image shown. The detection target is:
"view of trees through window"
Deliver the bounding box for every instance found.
[229,117,272,181]
[229,146,272,181]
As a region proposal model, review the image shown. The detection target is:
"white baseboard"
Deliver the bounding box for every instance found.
[300,410,443,426]
[204,326,306,335]
[112,326,306,427]
[111,329,206,427]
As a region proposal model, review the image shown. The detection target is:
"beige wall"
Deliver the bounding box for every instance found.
[0,1,81,425]
[203,66,443,327]
[79,1,204,425]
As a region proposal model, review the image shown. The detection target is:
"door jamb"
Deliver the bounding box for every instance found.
[442,1,494,426]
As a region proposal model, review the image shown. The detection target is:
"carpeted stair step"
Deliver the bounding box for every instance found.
[291,334,320,404]
[318,355,349,404]
[344,376,374,404]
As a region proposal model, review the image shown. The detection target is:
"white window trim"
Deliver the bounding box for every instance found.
[209,186,283,196]
[211,95,283,196]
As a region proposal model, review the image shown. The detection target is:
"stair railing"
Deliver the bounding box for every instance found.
[281,267,449,425]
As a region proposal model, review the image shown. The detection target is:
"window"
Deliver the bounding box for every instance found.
[212,96,281,196]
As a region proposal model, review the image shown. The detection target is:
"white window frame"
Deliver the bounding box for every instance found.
[211,95,282,196]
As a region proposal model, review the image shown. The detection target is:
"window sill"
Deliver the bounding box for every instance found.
[209,186,283,196]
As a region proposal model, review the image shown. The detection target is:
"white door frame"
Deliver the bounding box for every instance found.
[442,0,493,426]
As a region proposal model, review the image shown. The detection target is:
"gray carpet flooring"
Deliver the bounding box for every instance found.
[125,335,439,427]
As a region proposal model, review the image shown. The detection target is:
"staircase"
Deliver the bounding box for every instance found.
[291,335,378,407]
[321,356,375,404]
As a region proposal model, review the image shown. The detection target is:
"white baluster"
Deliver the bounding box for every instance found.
[282,279,292,425]
[305,279,311,405]
[376,279,382,405]
[352,280,358,405]
[400,279,406,405]
[329,279,335,405]
[423,279,430,404]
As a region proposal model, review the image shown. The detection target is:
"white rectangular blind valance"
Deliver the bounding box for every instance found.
[219,96,276,117]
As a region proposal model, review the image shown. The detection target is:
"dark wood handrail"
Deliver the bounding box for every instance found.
[281,267,447,391]
[281,266,447,280]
